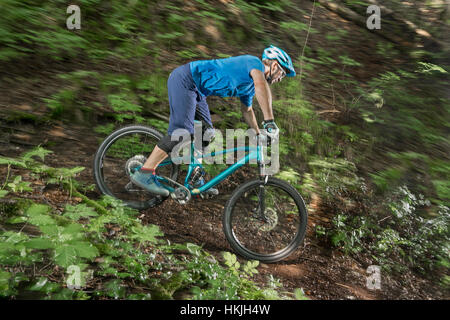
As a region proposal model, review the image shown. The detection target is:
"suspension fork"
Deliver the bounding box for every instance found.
[257,135,269,221]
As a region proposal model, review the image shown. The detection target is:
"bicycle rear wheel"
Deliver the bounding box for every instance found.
[223,177,307,262]
[93,125,179,210]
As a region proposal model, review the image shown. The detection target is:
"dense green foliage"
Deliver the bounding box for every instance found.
[0,0,448,297]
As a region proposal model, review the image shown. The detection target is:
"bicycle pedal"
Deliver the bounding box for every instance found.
[125,181,141,192]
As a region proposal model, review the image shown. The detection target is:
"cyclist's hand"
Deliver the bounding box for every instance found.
[256,133,268,145]
[262,119,279,140]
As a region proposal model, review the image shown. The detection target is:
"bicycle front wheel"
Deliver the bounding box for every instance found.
[93,125,179,210]
[223,177,307,263]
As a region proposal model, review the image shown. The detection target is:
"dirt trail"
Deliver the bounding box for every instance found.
[0,120,392,300]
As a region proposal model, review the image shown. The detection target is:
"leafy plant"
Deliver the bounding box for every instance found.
[7,176,32,193]
[63,204,98,221]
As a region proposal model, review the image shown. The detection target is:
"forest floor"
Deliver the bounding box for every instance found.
[0,120,446,300]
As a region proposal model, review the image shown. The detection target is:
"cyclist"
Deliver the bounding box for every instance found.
[131,45,296,196]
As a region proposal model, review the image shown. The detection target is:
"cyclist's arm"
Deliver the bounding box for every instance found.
[241,104,261,135]
[250,69,274,121]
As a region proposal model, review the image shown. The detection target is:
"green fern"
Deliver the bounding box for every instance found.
[63,204,98,221]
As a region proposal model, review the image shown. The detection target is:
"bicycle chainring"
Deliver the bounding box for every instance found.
[171,187,190,204]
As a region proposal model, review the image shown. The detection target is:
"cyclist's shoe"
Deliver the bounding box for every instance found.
[130,170,169,197]
[195,177,219,196]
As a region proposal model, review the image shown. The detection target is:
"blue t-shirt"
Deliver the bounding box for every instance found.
[190,55,265,107]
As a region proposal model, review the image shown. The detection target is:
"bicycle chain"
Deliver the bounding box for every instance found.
[159,175,192,205]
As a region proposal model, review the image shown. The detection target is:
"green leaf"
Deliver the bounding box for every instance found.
[223,252,240,270]
[73,241,99,260]
[0,190,8,198]
[56,167,85,179]
[40,225,61,237]
[186,243,202,256]
[28,277,48,291]
[0,157,26,167]
[156,31,184,40]
[0,271,11,293]
[25,203,50,216]
[49,288,77,300]
[276,168,301,184]
[417,62,447,74]
[223,251,236,264]
[243,260,259,276]
[54,245,78,268]
[7,216,27,224]
[21,146,53,163]
[339,55,362,67]
[130,225,163,244]
[104,279,126,299]
[28,214,56,227]
[61,223,85,239]
[294,288,309,300]
[0,242,16,258]
[24,203,55,226]
[63,204,98,220]
[28,277,60,294]
[7,175,32,192]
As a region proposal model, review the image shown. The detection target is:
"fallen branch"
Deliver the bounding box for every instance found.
[317,109,341,114]
[0,124,36,134]
[336,282,353,290]
[70,188,109,216]
[8,139,37,147]
[145,109,170,122]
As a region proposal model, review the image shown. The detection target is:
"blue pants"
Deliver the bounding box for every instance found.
[167,63,213,135]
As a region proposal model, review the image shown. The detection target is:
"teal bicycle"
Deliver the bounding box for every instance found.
[93,124,308,262]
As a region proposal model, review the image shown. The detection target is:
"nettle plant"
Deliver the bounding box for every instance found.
[379,187,449,275]
[323,184,449,280]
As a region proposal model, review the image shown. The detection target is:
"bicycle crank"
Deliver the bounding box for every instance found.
[159,175,192,205]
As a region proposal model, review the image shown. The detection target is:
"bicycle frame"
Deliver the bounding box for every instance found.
[156,140,265,195]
